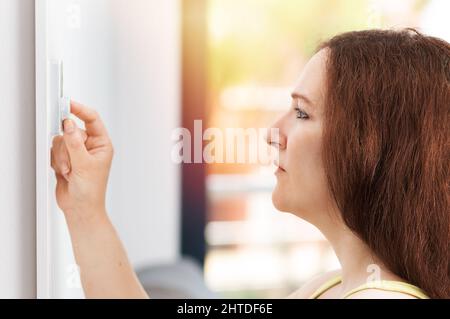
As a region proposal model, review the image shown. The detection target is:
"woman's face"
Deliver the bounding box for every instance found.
[268,50,333,222]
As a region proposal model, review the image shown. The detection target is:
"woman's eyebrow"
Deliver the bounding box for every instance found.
[291,92,314,106]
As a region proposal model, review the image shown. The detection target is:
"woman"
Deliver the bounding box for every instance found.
[51,29,450,299]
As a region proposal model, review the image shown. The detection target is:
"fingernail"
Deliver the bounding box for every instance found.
[64,119,75,134]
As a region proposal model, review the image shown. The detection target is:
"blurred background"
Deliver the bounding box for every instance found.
[2,0,448,298]
[198,0,449,298]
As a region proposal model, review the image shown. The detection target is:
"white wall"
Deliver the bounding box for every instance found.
[0,0,36,298]
[38,0,181,297]
[108,0,181,268]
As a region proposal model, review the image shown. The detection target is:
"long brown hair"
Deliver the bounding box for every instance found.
[318,29,449,298]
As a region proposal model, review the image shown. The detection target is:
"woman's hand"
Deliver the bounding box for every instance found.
[51,101,113,223]
[50,101,148,298]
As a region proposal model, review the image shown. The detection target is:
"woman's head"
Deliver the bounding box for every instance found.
[268,29,450,298]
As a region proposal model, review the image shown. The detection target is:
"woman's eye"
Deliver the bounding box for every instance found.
[295,107,309,119]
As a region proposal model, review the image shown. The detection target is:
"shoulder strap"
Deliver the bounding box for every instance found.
[309,275,342,299]
[342,280,430,299]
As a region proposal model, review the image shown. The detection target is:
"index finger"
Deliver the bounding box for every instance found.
[70,100,109,138]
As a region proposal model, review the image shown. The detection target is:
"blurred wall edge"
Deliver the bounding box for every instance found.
[107,0,181,268]
[0,0,36,298]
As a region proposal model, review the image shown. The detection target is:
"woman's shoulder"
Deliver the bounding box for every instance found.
[286,269,425,299]
[286,269,342,299]
[345,289,419,299]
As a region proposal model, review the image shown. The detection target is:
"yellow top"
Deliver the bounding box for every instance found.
[309,275,429,299]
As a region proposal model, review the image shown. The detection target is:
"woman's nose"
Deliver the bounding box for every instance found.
[265,125,286,150]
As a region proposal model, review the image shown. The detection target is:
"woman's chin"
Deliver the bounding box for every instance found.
[271,187,290,212]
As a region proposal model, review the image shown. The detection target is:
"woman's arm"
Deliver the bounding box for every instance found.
[65,210,148,299]
[51,101,148,299]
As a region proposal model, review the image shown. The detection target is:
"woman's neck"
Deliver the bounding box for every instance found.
[318,216,402,294]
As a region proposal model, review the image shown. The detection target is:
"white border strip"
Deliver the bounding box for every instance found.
[35,0,51,299]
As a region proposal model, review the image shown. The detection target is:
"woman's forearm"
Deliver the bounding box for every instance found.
[65,210,149,299]
[52,103,149,298]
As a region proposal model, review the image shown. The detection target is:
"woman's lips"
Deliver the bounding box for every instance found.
[274,160,286,173]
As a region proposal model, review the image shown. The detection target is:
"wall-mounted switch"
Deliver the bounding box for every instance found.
[49,60,71,135]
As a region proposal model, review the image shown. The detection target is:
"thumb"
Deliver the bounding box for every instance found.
[63,119,89,169]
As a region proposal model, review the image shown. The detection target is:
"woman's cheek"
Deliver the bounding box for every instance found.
[288,128,325,193]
